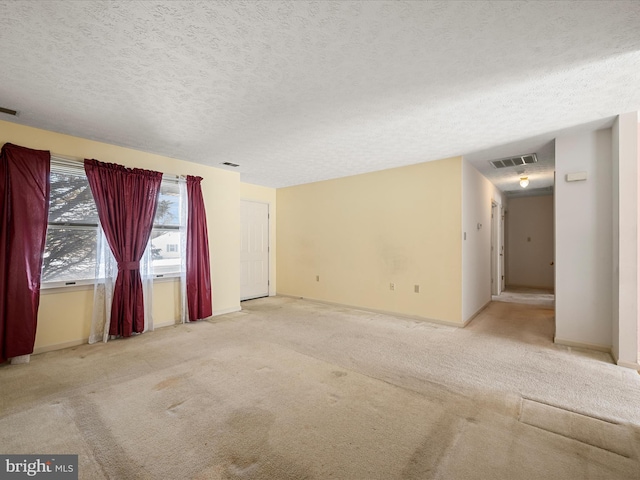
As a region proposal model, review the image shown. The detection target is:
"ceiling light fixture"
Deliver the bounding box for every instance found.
[519,176,529,188]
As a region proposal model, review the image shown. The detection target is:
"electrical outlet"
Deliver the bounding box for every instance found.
[414,284,420,293]
[390,282,395,291]
[316,275,320,282]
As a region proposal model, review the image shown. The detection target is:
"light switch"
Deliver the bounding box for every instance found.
[566,172,587,182]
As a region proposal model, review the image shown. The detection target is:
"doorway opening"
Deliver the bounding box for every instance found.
[497,193,555,311]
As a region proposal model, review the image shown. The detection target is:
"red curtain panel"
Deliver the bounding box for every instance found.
[0,143,50,362]
[84,159,162,337]
[186,176,212,321]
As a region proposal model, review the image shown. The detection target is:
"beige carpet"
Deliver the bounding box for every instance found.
[1,296,639,479]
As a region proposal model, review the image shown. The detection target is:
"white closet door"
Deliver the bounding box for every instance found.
[240,200,269,301]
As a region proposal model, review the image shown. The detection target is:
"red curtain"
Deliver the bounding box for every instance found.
[84,159,162,337]
[0,143,50,363]
[186,176,212,321]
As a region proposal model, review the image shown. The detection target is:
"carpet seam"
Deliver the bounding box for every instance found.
[517,420,632,459]
[521,397,622,425]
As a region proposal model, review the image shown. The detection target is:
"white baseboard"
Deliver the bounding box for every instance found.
[463,300,491,326]
[277,293,465,328]
[154,320,179,329]
[33,339,87,355]
[213,306,242,316]
[616,359,640,370]
[554,337,612,353]
[610,350,640,370]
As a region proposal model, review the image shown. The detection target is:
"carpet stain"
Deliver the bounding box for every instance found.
[153,375,184,390]
[217,407,313,479]
[401,412,465,479]
[331,370,347,377]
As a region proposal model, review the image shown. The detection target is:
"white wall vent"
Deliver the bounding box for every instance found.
[490,153,538,169]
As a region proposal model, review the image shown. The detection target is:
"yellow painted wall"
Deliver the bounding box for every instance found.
[152,279,184,328]
[240,182,277,296]
[276,157,464,324]
[1,120,241,352]
[37,287,94,351]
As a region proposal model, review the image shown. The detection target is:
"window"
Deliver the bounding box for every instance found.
[42,158,186,286]
[43,160,99,285]
[150,178,185,276]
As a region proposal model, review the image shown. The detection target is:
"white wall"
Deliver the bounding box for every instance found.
[462,159,504,322]
[506,195,554,289]
[555,128,612,350]
[611,112,639,368]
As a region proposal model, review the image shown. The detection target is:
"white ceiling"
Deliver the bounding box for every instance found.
[1,1,639,190]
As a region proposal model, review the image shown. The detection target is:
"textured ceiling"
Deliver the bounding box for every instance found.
[1,1,639,190]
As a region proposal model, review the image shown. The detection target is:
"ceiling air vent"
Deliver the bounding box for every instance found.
[489,153,538,169]
[221,162,239,167]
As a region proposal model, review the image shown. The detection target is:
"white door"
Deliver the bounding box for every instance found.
[491,202,498,295]
[240,200,269,301]
[500,205,505,292]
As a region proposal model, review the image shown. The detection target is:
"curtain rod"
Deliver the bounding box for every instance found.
[50,153,185,180]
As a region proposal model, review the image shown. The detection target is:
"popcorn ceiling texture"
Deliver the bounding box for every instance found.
[0,1,639,188]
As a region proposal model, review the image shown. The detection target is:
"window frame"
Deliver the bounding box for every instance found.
[42,157,101,289]
[41,158,186,289]
[149,176,185,279]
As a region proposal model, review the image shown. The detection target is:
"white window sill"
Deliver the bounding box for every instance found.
[41,274,181,294]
